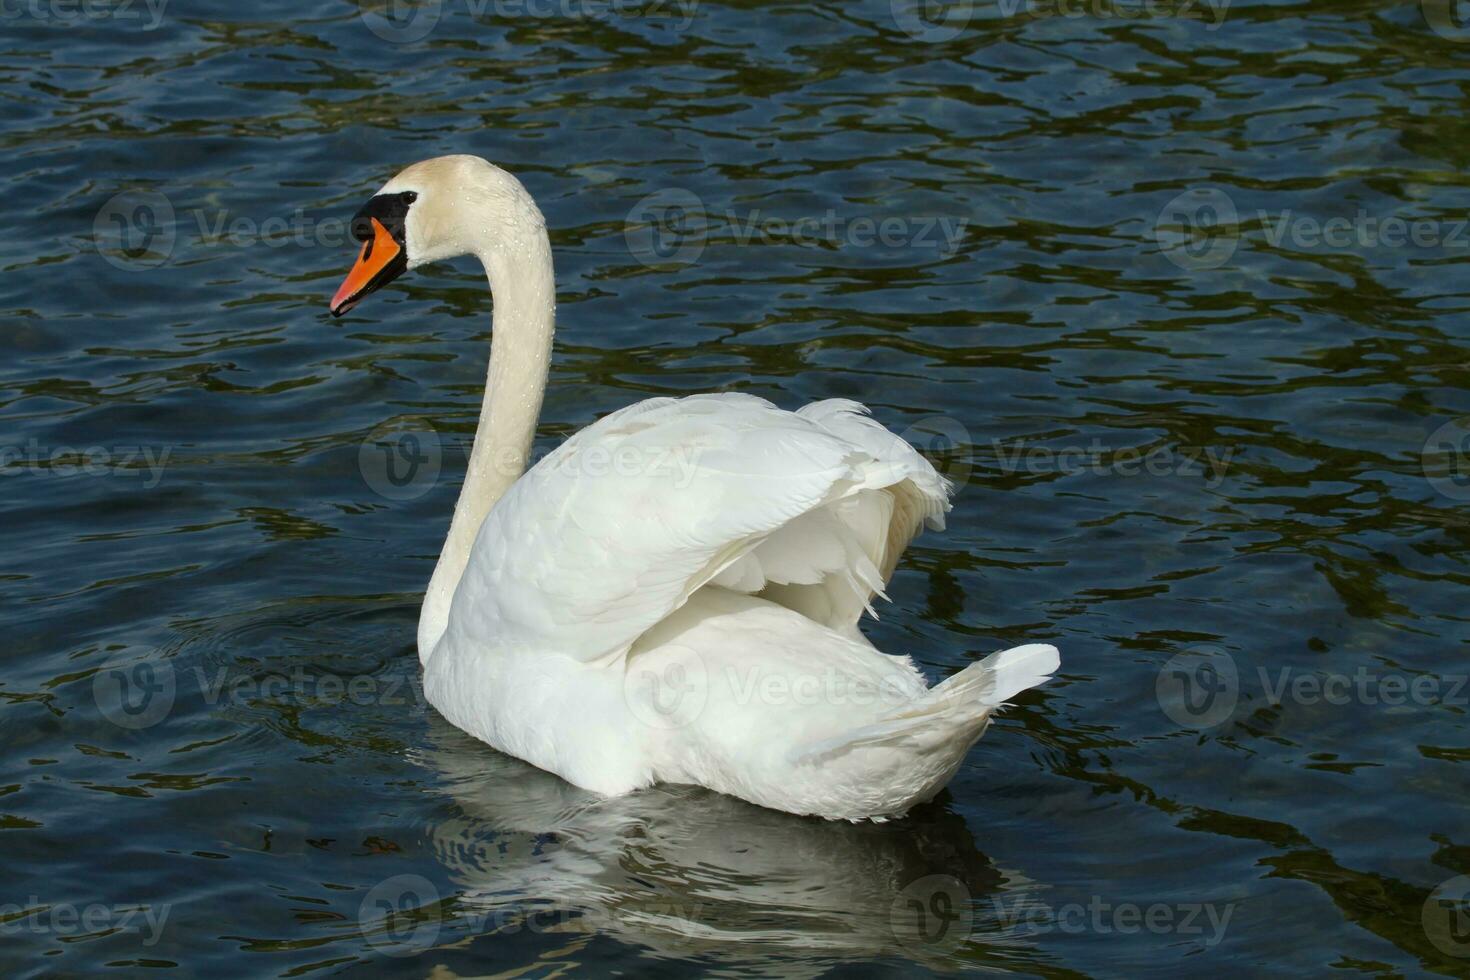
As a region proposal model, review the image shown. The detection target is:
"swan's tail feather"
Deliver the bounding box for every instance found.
[932,642,1060,708]
[788,643,1059,768]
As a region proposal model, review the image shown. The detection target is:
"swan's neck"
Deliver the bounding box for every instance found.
[418,228,555,660]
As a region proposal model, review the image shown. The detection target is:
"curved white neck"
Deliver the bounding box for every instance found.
[417,229,555,660]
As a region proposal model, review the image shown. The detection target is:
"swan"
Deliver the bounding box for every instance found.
[329,155,1059,821]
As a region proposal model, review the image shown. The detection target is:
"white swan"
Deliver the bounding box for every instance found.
[329,155,1059,821]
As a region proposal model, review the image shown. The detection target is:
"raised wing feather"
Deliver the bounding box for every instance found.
[438,393,951,664]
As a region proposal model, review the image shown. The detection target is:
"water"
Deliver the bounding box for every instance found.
[4,0,1469,975]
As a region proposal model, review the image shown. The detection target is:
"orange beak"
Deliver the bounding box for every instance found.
[330,217,405,316]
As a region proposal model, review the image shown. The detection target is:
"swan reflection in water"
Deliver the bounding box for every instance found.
[408,715,1006,974]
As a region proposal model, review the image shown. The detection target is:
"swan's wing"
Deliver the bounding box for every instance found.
[442,393,950,664]
[796,398,951,572]
[706,399,952,639]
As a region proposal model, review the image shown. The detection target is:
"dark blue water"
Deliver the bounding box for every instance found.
[4,0,1470,975]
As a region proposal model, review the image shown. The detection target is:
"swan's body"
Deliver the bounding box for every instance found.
[330,155,1059,820]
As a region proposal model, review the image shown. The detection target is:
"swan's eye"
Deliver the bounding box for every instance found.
[350,191,417,244]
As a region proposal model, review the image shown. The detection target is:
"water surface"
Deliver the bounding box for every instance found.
[4,0,1470,975]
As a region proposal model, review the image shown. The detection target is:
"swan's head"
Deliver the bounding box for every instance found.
[329,154,544,316]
